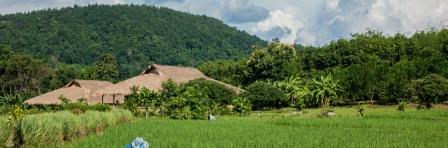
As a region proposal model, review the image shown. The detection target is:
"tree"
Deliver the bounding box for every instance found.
[48,64,83,90]
[404,74,448,109]
[138,87,161,118]
[183,78,238,104]
[271,76,309,110]
[242,81,288,110]
[124,86,140,115]
[160,79,179,101]
[91,53,119,82]
[198,60,246,86]
[311,75,342,107]
[1,52,49,96]
[245,43,299,84]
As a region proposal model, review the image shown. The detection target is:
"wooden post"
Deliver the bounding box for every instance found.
[101,95,104,104]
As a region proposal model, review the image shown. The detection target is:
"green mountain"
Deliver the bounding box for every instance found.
[0,4,266,75]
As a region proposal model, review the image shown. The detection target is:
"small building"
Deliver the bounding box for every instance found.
[25,80,114,105]
[95,64,241,104]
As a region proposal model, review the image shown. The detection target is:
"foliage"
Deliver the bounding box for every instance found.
[0,94,25,106]
[163,85,210,120]
[244,43,299,84]
[310,75,342,107]
[62,102,112,114]
[242,81,288,110]
[6,105,25,147]
[183,78,238,104]
[397,100,407,111]
[177,85,210,119]
[91,53,119,82]
[138,87,161,118]
[231,97,252,116]
[160,79,179,100]
[404,74,448,109]
[0,4,265,77]
[203,29,448,106]
[0,45,50,96]
[357,104,365,117]
[58,95,71,105]
[124,86,140,115]
[199,60,247,87]
[271,76,309,110]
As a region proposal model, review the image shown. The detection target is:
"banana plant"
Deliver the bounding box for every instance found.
[311,75,342,107]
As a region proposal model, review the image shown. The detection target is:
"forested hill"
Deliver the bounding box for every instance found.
[0,4,266,71]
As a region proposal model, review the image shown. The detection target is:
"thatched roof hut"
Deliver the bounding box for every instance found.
[96,64,242,99]
[25,80,113,105]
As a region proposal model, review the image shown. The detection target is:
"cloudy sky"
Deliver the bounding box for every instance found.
[1,0,447,46]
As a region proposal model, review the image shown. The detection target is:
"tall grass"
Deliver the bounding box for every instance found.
[0,116,12,146]
[0,109,133,146]
[64,107,448,148]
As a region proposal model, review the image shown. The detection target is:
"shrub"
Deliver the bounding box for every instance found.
[160,79,179,100]
[231,97,251,116]
[0,94,25,106]
[5,105,25,147]
[183,78,238,104]
[404,74,448,109]
[163,85,210,120]
[242,81,288,110]
[0,117,12,146]
[124,86,140,115]
[357,104,365,117]
[397,100,407,111]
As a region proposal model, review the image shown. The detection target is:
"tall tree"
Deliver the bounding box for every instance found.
[91,53,119,82]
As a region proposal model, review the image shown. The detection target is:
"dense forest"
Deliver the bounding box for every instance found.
[0,4,266,79]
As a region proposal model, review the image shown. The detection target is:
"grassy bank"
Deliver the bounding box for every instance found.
[0,109,133,147]
[63,107,448,147]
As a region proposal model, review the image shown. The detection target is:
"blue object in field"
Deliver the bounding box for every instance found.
[124,137,149,148]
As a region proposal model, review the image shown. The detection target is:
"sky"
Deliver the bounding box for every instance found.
[1,0,448,46]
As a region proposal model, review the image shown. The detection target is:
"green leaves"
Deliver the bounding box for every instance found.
[404,74,448,109]
[91,53,119,83]
[311,75,342,107]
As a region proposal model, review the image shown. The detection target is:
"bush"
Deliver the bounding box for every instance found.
[404,74,448,109]
[163,85,210,120]
[231,97,251,116]
[397,100,407,111]
[0,94,25,106]
[183,78,238,104]
[242,81,288,110]
[0,117,12,146]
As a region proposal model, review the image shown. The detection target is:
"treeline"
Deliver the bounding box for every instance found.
[0,4,266,79]
[200,29,448,107]
[0,44,119,99]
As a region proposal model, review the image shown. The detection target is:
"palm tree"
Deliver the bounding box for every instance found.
[311,75,342,107]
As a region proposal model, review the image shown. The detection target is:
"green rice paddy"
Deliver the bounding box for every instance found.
[62,107,448,148]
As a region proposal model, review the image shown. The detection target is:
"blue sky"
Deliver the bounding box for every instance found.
[1,0,447,46]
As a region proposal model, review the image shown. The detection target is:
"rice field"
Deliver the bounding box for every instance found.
[63,106,448,148]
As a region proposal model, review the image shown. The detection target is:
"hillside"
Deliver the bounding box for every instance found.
[0,4,266,73]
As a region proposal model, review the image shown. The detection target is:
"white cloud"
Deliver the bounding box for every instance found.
[306,0,448,45]
[255,10,303,44]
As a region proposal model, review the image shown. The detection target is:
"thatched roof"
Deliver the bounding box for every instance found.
[96,64,242,96]
[25,80,113,105]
